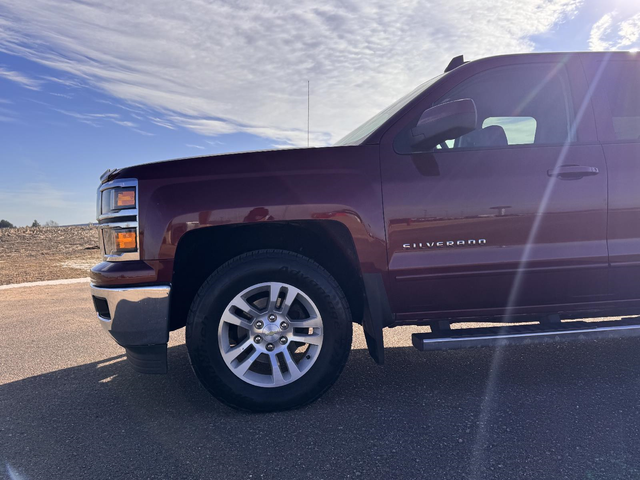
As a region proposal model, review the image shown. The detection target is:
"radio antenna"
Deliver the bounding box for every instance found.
[307,80,310,147]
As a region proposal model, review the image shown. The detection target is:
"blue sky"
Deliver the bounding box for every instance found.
[0,0,639,226]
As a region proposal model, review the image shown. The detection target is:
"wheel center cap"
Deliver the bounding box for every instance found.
[262,324,280,338]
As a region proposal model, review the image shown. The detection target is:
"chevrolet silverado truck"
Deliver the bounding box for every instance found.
[91,51,640,412]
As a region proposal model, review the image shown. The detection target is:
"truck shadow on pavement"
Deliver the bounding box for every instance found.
[2,340,640,479]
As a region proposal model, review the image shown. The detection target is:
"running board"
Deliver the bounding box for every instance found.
[412,318,640,351]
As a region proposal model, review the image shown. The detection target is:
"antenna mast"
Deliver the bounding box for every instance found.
[307,80,310,147]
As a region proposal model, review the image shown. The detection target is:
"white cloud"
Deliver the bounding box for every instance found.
[590,11,640,51]
[41,75,85,88]
[49,92,73,98]
[94,98,148,116]
[618,13,640,48]
[55,110,119,120]
[132,128,154,136]
[589,12,616,50]
[149,117,176,130]
[110,119,136,128]
[0,0,583,147]
[169,116,237,136]
[185,144,205,149]
[0,66,42,90]
[53,109,152,135]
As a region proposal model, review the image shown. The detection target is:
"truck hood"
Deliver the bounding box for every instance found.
[109,145,362,183]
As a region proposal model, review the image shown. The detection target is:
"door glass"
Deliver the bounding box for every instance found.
[482,117,537,145]
[596,62,640,141]
[398,64,575,153]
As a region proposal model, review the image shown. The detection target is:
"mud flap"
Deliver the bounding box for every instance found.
[362,273,391,365]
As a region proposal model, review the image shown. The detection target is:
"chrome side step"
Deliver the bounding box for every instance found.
[412,318,640,351]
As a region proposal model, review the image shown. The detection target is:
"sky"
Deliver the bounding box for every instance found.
[0,0,639,227]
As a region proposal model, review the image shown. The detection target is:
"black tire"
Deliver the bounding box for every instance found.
[186,249,353,412]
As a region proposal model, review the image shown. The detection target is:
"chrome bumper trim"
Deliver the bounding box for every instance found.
[90,284,171,346]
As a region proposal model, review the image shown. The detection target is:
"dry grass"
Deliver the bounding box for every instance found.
[0,226,101,285]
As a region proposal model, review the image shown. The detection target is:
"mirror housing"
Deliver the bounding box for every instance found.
[410,99,477,151]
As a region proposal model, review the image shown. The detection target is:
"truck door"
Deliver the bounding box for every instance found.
[380,56,608,319]
[584,55,640,300]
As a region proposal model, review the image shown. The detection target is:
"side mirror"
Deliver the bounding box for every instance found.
[410,99,477,151]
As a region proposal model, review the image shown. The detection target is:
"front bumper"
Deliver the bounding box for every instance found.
[90,284,171,373]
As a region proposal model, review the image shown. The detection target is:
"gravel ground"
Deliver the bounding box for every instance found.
[1,283,640,480]
[0,226,101,285]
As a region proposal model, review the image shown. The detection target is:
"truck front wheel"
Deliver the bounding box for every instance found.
[185,250,353,412]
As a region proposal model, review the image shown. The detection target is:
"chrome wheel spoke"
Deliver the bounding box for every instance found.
[221,337,251,364]
[267,283,282,313]
[290,315,322,329]
[280,287,299,317]
[232,348,261,377]
[282,348,302,382]
[269,353,286,386]
[290,332,323,346]
[220,309,252,330]
[229,297,261,319]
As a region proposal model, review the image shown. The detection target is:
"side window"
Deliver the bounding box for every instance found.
[399,63,575,153]
[482,117,537,145]
[596,62,640,141]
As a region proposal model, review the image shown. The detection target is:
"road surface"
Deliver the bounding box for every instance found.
[1,283,639,479]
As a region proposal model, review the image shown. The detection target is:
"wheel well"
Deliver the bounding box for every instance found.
[170,220,365,331]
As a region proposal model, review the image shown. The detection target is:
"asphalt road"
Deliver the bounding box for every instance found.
[1,283,640,480]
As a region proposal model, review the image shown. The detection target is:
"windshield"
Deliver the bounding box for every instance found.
[334,73,445,146]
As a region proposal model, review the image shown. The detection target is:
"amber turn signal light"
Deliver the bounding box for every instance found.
[115,188,136,208]
[116,231,137,250]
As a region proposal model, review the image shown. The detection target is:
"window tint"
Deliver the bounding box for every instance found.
[597,62,640,141]
[396,63,574,153]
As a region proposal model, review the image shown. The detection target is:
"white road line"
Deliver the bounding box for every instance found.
[0,277,90,290]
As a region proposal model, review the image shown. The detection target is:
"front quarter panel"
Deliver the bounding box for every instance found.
[121,146,386,282]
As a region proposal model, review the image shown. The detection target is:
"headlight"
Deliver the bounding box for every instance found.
[114,188,136,209]
[101,187,136,215]
[97,178,139,261]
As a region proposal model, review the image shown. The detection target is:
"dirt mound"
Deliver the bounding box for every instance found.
[0,226,102,285]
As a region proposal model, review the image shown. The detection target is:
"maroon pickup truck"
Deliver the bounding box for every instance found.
[91,51,640,412]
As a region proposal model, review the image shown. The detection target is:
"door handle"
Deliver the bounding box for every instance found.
[547,165,599,179]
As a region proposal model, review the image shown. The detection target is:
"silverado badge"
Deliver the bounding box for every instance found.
[402,239,487,250]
